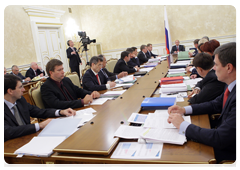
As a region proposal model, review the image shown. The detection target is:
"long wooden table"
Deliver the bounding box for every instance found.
[4,60,216,164]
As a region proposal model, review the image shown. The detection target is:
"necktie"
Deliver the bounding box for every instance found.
[12,105,25,125]
[60,83,74,101]
[35,70,38,76]
[96,74,101,85]
[177,46,179,51]
[222,88,230,108]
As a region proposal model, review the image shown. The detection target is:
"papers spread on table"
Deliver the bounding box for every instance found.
[114,125,144,139]
[139,67,154,72]
[183,78,203,88]
[161,92,188,102]
[115,75,136,84]
[84,98,112,106]
[127,113,148,124]
[14,136,66,157]
[111,142,163,159]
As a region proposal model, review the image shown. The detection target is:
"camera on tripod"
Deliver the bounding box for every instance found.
[78,31,96,48]
[77,31,96,65]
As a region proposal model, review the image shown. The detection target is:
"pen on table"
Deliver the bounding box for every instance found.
[166,92,178,95]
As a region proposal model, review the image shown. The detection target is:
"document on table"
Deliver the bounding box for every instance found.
[114,125,144,139]
[14,136,66,157]
[139,67,154,72]
[102,90,127,96]
[183,78,202,86]
[127,113,148,124]
[38,118,82,137]
[159,83,187,94]
[168,68,186,72]
[111,142,163,159]
[140,128,187,145]
[143,110,191,129]
[160,92,188,102]
[84,98,112,106]
[113,83,134,88]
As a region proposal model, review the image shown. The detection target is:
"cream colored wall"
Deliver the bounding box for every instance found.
[4,5,236,68]
[78,5,236,51]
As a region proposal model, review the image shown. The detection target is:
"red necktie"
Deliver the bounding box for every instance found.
[177,46,179,51]
[96,74,101,85]
[222,88,230,108]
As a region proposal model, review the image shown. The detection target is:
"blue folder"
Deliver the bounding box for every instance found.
[141,97,176,110]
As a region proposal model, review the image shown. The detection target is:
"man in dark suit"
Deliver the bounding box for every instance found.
[4,74,76,141]
[189,39,200,57]
[126,48,140,68]
[131,47,140,67]
[25,62,45,79]
[137,45,149,65]
[41,59,100,109]
[146,43,161,58]
[98,55,128,81]
[82,56,116,91]
[114,51,139,74]
[66,40,82,79]
[11,65,31,82]
[188,52,225,104]
[170,40,185,54]
[167,42,236,163]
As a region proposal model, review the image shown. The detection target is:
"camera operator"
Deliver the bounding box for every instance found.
[66,40,82,79]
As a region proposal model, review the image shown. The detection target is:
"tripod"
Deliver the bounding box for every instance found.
[77,42,90,66]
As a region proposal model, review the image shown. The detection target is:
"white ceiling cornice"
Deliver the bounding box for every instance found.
[23,6,65,18]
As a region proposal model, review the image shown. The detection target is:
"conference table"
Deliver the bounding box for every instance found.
[4,59,216,164]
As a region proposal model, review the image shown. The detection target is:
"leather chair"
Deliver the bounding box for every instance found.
[105,58,118,73]
[65,72,81,88]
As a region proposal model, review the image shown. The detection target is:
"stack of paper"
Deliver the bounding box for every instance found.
[114,125,144,139]
[127,113,148,124]
[147,58,160,63]
[177,51,190,60]
[168,68,186,74]
[101,90,126,97]
[14,136,66,157]
[160,76,184,86]
[139,67,154,72]
[159,83,187,94]
[143,62,158,67]
[184,78,203,88]
[111,142,163,159]
[140,128,186,145]
[115,75,136,84]
[166,72,186,77]
[170,63,187,69]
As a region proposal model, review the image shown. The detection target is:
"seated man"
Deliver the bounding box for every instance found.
[188,52,225,104]
[98,54,128,81]
[114,51,139,74]
[41,59,100,109]
[170,40,185,54]
[4,74,75,141]
[137,45,149,65]
[130,47,140,67]
[146,43,160,58]
[82,56,116,91]
[26,62,45,79]
[10,65,31,82]
[167,42,236,163]
[189,39,200,57]
[126,48,140,68]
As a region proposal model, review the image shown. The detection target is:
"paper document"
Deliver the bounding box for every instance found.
[184,78,203,86]
[14,136,66,157]
[140,128,186,145]
[161,93,184,102]
[159,83,187,94]
[138,138,164,144]
[102,90,126,96]
[139,67,154,72]
[168,68,186,72]
[114,125,144,139]
[128,113,148,124]
[111,142,163,159]
[116,75,136,83]
[84,98,112,106]
[38,118,82,137]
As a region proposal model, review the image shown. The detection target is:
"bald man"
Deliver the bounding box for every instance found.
[26,62,45,79]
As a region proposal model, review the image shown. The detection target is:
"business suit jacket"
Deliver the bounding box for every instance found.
[146,50,158,58]
[137,51,149,65]
[189,70,225,104]
[82,69,109,91]
[127,57,140,67]
[10,72,26,80]
[25,68,45,79]
[186,85,236,163]
[101,68,117,81]
[66,47,82,68]
[4,96,56,142]
[170,45,185,54]
[113,59,136,74]
[41,77,91,109]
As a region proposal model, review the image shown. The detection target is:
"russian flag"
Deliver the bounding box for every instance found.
[164,6,172,54]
